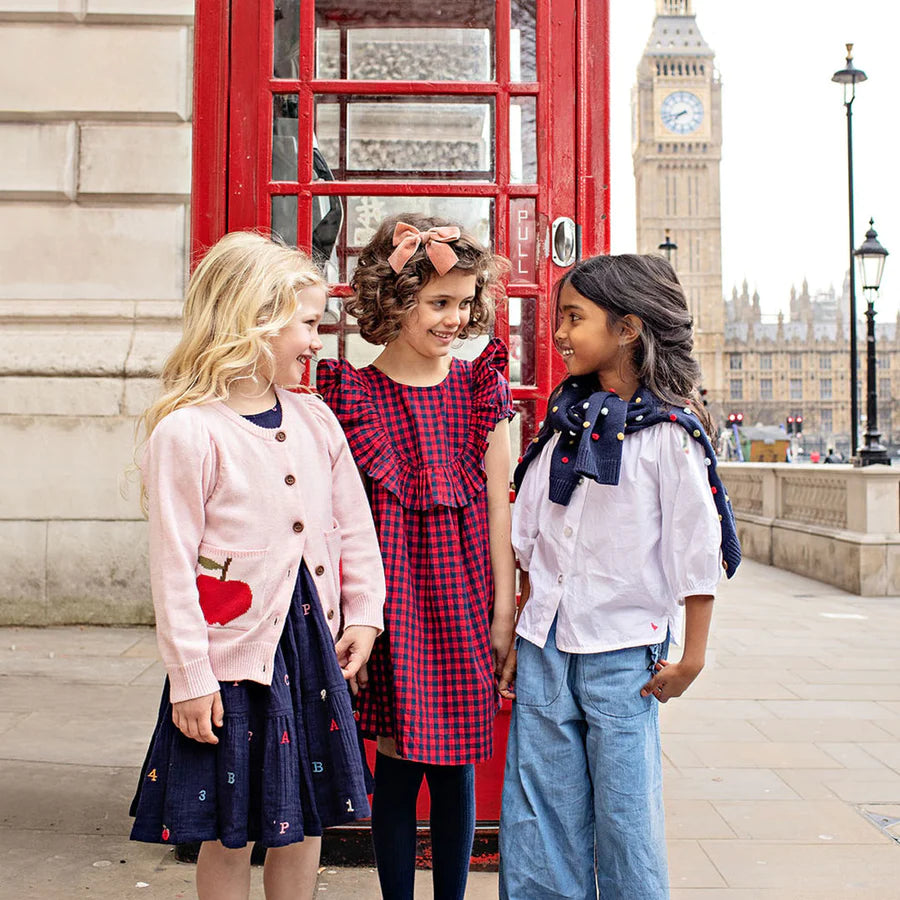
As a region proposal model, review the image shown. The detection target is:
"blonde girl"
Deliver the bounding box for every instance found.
[129,231,386,900]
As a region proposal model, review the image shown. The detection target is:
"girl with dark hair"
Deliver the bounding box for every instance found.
[316,214,516,900]
[498,253,741,900]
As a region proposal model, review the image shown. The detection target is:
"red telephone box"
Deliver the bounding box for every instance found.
[191,0,609,858]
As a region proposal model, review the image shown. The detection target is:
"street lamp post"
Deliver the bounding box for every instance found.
[832,44,867,457]
[854,219,890,466]
[658,229,677,264]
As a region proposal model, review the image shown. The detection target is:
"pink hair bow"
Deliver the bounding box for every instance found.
[387,222,462,277]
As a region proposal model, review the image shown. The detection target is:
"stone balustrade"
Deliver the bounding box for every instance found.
[719,462,900,596]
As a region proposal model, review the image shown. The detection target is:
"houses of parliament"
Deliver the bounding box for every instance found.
[632,0,899,455]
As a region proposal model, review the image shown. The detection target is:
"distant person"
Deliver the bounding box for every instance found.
[317,215,516,900]
[824,447,841,464]
[129,232,386,900]
[498,254,741,900]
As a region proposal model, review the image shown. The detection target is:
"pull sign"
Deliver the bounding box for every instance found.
[509,198,536,283]
[551,217,577,267]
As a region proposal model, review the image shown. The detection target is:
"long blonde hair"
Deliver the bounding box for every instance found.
[137,231,325,504]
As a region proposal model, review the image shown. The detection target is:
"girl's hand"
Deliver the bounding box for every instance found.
[335,625,378,690]
[490,618,515,677]
[640,658,703,704]
[498,639,518,700]
[172,691,223,744]
[347,661,368,696]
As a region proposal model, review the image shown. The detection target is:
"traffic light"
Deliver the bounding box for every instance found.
[727,412,744,426]
[786,415,794,434]
[699,387,709,407]
[786,414,803,435]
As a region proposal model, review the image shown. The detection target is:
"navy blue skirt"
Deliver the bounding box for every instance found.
[130,562,372,849]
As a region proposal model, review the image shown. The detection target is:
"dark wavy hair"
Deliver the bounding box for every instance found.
[555,253,714,435]
[345,213,506,345]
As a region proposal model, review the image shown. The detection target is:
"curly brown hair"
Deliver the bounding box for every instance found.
[345,213,507,345]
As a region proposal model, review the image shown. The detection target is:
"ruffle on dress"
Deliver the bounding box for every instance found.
[317,338,513,511]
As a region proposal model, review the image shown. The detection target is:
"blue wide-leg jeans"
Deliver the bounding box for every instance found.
[499,619,670,900]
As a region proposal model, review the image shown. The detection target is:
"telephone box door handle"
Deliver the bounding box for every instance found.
[551,217,578,267]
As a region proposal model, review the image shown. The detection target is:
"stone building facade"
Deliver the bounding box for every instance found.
[724,277,899,456]
[1,2,193,623]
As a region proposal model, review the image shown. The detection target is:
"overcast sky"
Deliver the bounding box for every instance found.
[608,0,900,318]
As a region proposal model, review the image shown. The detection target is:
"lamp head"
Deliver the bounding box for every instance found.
[832,43,867,101]
[855,218,889,292]
[657,228,678,262]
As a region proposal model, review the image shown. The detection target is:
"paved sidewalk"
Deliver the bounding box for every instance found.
[2,559,900,898]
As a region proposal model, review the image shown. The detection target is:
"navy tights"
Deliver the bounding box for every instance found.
[371,752,475,900]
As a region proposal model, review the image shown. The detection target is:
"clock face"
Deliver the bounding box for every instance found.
[660,91,704,135]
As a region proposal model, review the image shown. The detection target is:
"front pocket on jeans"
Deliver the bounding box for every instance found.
[579,645,654,719]
[511,638,566,708]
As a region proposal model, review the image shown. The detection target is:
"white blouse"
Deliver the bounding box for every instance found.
[512,422,722,653]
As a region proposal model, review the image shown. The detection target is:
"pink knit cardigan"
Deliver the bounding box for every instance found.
[142,387,386,703]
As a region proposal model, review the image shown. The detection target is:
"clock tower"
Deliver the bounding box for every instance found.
[633,0,724,411]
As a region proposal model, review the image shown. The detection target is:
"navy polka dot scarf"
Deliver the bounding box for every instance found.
[514,379,741,578]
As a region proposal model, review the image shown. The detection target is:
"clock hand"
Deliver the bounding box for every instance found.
[674,109,687,119]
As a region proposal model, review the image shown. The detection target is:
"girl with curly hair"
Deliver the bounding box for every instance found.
[317,213,517,899]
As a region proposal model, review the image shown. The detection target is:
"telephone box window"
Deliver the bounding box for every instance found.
[311,3,495,82]
[315,96,495,180]
[311,195,493,284]
[510,96,537,184]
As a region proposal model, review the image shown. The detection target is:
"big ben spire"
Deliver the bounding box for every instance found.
[633,1,725,412]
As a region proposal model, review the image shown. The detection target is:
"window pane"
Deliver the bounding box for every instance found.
[511,0,537,81]
[314,194,494,283]
[272,195,298,247]
[510,96,537,184]
[508,296,536,387]
[315,96,494,180]
[274,1,300,78]
[315,4,495,82]
[318,332,339,364]
[273,94,299,181]
[512,398,538,460]
[344,331,383,369]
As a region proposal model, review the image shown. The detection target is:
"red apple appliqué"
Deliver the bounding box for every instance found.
[196,556,253,625]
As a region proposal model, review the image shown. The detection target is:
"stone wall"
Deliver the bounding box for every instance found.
[719,462,900,596]
[0,1,193,624]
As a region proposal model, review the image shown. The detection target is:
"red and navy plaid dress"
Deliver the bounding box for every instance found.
[317,339,513,765]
